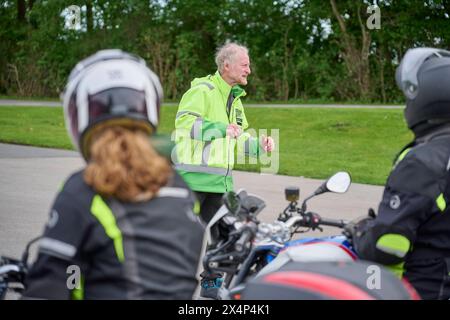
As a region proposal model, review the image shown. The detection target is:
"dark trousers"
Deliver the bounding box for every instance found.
[195,191,224,223]
[404,257,450,300]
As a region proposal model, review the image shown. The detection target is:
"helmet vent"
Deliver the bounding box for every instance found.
[111,105,129,115]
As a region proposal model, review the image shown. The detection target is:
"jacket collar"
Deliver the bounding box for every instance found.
[395,123,450,165]
[415,123,450,143]
[213,70,246,98]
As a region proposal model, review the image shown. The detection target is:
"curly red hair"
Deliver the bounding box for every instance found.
[84,126,172,202]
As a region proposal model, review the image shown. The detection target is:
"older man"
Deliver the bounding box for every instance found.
[174,42,274,223]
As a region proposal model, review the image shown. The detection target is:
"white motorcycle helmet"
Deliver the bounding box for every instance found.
[62,49,163,160]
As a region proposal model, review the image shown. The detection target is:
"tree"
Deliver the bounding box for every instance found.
[2,0,450,102]
[329,0,371,100]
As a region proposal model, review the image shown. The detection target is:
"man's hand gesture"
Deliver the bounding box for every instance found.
[226,123,242,138]
[260,134,275,152]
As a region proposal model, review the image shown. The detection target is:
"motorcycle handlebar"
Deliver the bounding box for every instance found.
[318,217,347,229]
[279,214,348,232]
[0,264,21,276]
[0,257,21,275]
[234,222,258,252]
[292,212,348,230]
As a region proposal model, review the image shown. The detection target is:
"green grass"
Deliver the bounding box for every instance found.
[0,95,60,101]
[238,107,412,185]
[0,95,403,105]
[0,107,72,149]
[243,99,404,105]
[0,105,412,185]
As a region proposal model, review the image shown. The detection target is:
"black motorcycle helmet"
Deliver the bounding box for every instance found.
[62,49,163,160]
[396,47,450,136]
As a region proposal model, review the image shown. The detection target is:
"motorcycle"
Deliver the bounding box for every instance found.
[2,172,419,300]
[0,237,40,299]
[200,172,420,300]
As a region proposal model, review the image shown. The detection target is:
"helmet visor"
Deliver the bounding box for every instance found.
[396,47,450,99]
[87,87,149,126]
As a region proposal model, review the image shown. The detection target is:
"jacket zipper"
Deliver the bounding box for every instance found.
[224,92,237,192]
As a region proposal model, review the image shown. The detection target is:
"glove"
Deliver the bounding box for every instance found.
[260,134,275,152]
[343,208,376,241]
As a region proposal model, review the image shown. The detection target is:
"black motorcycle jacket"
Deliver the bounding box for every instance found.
[353,127,450,299]
[23,170,204,300]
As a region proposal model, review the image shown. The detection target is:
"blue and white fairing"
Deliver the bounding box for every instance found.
[256,235,357,278]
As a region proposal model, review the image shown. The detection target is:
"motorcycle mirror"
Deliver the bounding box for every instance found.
[324,171,351,194]
[222,192,241,215]
[300,171,351,213]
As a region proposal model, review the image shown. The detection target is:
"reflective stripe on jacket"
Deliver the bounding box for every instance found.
[174,71,260,193]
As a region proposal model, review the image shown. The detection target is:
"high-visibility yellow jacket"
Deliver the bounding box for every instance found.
[174,71,260,193]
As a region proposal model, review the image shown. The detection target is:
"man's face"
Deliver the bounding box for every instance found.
[224,50,251,86]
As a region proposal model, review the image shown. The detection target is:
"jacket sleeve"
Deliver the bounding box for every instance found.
[353,154,441,266]
[236,107,261,158]
[175,86,227,142]
[22,190,89,300]
[237,133,261,158]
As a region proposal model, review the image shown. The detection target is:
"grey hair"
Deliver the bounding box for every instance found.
[215,42,249,73]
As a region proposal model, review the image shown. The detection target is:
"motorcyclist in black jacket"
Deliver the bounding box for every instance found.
[22,49,204,299]
[348,48,450,300]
